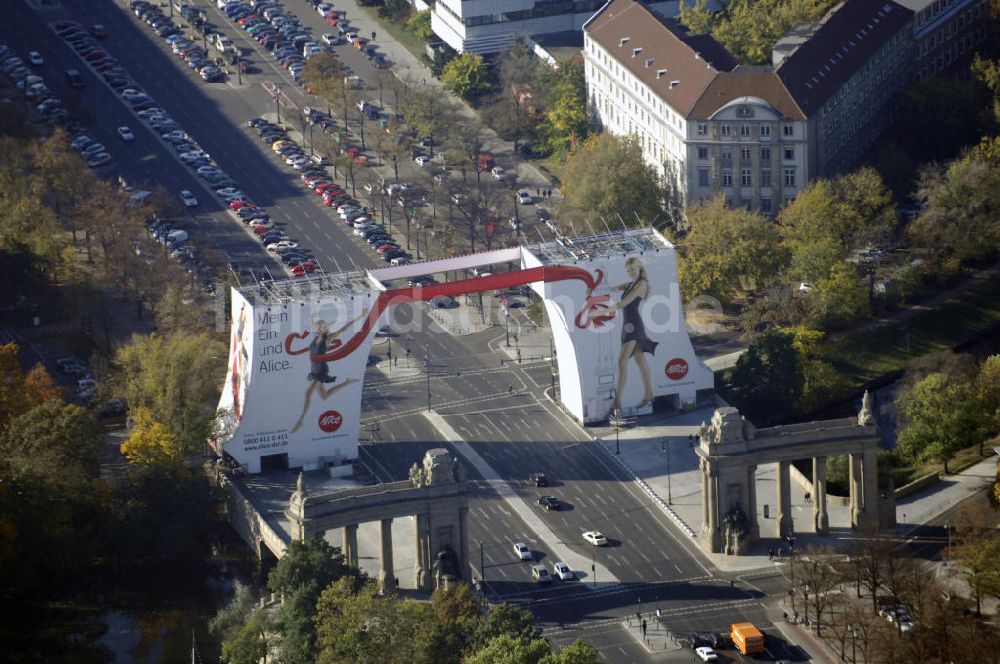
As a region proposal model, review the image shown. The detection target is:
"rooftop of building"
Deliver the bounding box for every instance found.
[586,0,914,120]
[529,228,673,265]
[775,0,913,115]
[236,270,378,305]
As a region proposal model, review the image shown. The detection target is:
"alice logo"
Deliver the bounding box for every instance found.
[318,410,343,432]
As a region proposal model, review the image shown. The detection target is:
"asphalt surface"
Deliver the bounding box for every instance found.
[6,2,777,661]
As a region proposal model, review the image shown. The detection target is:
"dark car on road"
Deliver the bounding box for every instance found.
[530,472,548,487]
[537,496,560,510]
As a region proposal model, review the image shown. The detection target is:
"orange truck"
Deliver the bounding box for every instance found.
[730,622,765,656]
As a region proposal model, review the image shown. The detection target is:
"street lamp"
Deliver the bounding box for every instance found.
[851,625,858,664]
[945,522,952,567]
[661,439,673,505]
[424,356,431,412]
[804,583,810,627]
[505,308,511,347]
[271,85,281,124]
[786,535,797,616]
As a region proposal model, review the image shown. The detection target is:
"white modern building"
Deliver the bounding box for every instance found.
[583,0,915,212]
[430,0,690,55]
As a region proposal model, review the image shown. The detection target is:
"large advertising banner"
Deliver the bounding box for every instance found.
[214,230,713,472]
[215,289,378,473]
[525,244,713,423]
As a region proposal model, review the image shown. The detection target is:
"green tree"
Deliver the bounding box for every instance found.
[678,195,786,304]
[115,332,225,456]
[302,52,350,120]
[315,577,427,664]
[560,134,667,228]
[210,584,277,664]
[897,373,987,473]
[106,464,222,565]
[0,400,102,489]
[810,260,869,327]
[911,151,1000,264]
[442,53,491,102]
[540,640,601,664]
[784,326,850,412]
[406,10,434,41]
[473,602,540,649]
[464,634,551,664]
[536,61,590,156]
[978,355,1000,439]
[680,0,840,65]
[952,503,1000,615]
[119,404,186,466]
[779,168,897,281]
[729,328,804,419]
[269,537,364,664]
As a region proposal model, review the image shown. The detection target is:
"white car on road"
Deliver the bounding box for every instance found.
[179,190,198,207]
[28,51,44,66]
[513,542,532,561]
[117,126,135,141]
[414,155,430,167]
[517,190,532,205]
[552,562,573,581]
[695,646,718,662]
[582,531,607,546]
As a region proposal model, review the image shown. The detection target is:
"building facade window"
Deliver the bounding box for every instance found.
[697,123,708,136]
[698,146,709,160]
[720,124,732,136]
[760,125,771,137]
[721,148,732,161]
[783,124,794,137]
[783,168,796,187]
[761,169,771,187]
[784,147,795,160]
[761,198,772,213]
[697,167,710,187]
[761,147,770,161]
[740,169,751,186]
[740,147,751,160]
[722,169,732,187]
[740,124,751,137]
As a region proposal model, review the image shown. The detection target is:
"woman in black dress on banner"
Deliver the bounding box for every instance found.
[590,257,657,414]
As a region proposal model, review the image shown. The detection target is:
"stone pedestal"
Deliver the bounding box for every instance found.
[343,524,358,568]
[777,461,794,538]
[379,518,396,594]
[812,456,829,534]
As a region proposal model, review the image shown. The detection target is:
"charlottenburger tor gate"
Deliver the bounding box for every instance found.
[213,228,713,473]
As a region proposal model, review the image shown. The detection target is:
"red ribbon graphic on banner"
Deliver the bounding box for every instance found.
[287,265,606,363]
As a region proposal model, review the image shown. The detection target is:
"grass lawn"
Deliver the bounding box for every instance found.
[824,273,1000,384]
[352,4,431,68]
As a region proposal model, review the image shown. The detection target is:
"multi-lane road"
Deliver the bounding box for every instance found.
[5,1,772,660]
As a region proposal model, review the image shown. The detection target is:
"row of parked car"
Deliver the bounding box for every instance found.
[1,40,73,126]
[129,1,228,83]
[249,116,413,266]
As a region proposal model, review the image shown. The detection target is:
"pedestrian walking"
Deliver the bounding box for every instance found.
[508,385,514,396]
[641,619,647,637]
[536,188,541,197]
[500,357,505,366]
[372,31,377,40]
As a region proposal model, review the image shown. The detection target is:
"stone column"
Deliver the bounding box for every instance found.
[414,513,431,589]
[343,524,358,568]
[458,507,470,581]
[850,453,863,528]
[700,458,720,553]
[813,456,829,534]
[379,518,396,594]
[777,461,793,539]
[746,464,760,542]
[860,448,880,532]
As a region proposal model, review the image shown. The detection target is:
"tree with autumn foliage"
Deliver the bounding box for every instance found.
[0,343,63,426]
